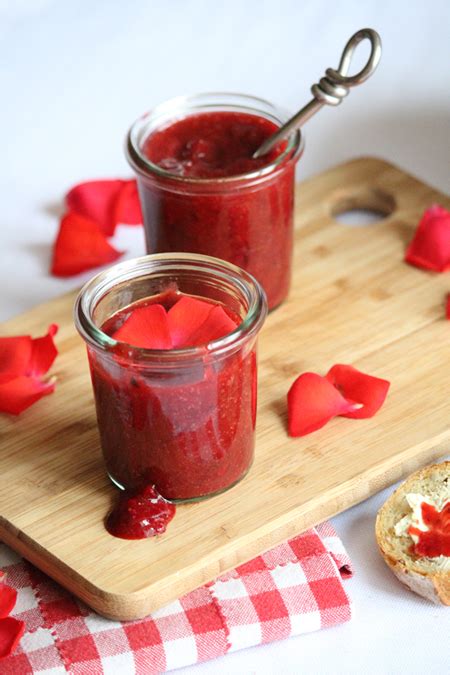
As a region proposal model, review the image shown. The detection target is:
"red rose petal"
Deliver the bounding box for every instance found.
[66,179,123,236]
[0,584,17,619]
[287,372,360,437]
[0,375,55,416]
[113,304,173,349]
[405,205,450,272]
[51,212,122,277]
[0,617,25,659]
[0,326,58,415]
[28,324,58,377]
[187,305,238,346]
[167,296,215,347]
[66,179,142,236]
[326,364,390,419]
[113,180,142,227]
[113,297,238,350]
[0,336,32,384]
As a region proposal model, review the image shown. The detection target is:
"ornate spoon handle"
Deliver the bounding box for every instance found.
[253,28,382,159]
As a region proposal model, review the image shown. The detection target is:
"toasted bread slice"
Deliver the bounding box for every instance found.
[375,461,449,605]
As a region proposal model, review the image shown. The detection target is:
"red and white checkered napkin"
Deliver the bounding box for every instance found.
[0,522,352,674]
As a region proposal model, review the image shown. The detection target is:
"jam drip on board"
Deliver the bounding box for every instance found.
[106,485,176,540]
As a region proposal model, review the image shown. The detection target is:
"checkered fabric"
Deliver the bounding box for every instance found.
[0,522,352,673]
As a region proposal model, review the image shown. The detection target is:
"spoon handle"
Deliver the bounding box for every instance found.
[253,28,382,159]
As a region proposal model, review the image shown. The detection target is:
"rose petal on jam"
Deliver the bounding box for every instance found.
[287,372,360,437]
[0,375,56,416]
[187,305,238,346]
[326,364,390,419]
[51,212,123,277]
[0,584,17,619]
[112,304,173,350]
[405,205,450,272]
[0,617,26,659]
[167,296,215,347]
[0,336,32,384]
[66,179,142,236]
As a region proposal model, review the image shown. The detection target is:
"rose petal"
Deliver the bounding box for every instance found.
[167,296,215,347]
[0,326,58,381]
[66,179,141,236]
[405,205,450,272]
[326,364,390,419]
[0,584,17,619]
[0,617,25,659]
[113,180,142,227]
[187,305,238,346]
[287,372,360,437]
[51,212,122,277]
[66,179,123,236]
[112,304,173,349]
[0,375,55,415]
[28,324,58,377]
[0,336,32,384]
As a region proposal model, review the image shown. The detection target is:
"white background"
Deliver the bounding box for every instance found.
[1,1,449,673]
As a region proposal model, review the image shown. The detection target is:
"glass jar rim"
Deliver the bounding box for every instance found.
[74,253,268,365]
[126,91,304,185]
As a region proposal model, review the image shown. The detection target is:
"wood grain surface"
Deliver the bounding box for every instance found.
[1,157,449,620]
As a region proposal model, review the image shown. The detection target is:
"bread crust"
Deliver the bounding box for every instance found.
[375,461,449,606]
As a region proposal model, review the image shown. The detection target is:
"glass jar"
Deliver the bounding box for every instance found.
[74,253,267,502]
[126,93,303,310]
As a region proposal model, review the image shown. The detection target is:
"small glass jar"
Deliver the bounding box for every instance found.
[74,253,267,502]
[126,93,303,310]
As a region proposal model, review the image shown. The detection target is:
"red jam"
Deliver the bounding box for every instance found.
[144,111,283,178]
[138,111,297,310]
[90,292,257,501]
[106,485,176,539]
[409,501,450,557]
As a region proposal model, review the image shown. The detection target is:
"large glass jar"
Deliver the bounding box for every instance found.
[75,253,267,502]
[126,93,303,310]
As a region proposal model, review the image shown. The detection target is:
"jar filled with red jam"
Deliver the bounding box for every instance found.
[126,93,303,310]
[75,253,267,502]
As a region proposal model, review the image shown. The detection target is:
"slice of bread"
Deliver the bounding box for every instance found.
[375,461,449,605]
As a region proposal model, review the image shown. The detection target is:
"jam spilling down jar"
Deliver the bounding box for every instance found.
[126,93,303,310]
[75,254,267,502]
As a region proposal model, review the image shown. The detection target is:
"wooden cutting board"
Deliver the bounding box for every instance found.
[1,157,449,621]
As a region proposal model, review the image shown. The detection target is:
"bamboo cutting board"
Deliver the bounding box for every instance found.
[1,157,449,620]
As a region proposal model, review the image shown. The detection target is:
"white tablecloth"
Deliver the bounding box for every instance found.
[2,1,449,672]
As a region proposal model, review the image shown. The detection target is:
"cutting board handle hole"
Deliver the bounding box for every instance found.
[331,188,395,227]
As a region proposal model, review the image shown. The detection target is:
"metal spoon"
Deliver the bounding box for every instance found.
[252,28,382,159]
